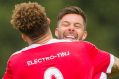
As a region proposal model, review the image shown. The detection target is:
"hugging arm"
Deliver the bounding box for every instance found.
[108,56,119,77]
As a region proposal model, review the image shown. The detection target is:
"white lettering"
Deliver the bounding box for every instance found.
[45,57,50,61]
[27,51,71,66]
[50,56,56,59]
[38,58,42,63]
[27,61,32,66]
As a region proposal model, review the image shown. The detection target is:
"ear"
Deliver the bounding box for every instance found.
[21,34,27,42]
[47,18,51,25]
[82,31,87,40]
[55,28,59,38]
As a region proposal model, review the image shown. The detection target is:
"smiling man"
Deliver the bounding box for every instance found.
[55,6,87,41]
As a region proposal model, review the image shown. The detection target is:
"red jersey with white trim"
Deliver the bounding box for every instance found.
[3,39,114,79]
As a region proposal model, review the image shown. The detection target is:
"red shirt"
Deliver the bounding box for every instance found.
[3,39,114,79]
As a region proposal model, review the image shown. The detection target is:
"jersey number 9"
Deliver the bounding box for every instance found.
[44,67,64,79]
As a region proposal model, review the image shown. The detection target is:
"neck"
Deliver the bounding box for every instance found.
[30,32,53,45]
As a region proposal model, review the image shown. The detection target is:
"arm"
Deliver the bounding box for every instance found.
[108,56,119,77]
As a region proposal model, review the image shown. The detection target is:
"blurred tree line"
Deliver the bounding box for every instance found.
[0,0,119,79]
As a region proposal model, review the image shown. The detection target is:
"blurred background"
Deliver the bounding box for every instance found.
[0,0,119,79]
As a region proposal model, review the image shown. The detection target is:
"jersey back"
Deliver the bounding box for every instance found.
[3,41,111,79]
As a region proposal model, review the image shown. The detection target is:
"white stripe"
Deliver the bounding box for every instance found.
[47,39,72,44]
[106,54,115,73]
[100,72,107,79]
[11,39,72,56]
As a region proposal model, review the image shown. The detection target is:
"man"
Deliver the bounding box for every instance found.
[55,6,87,41]
[2,2,118,79]
[55,6,119,77]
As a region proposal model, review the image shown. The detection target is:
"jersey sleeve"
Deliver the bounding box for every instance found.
[94,49,114,74]
[2,59,13,79]
[87,42,114,74]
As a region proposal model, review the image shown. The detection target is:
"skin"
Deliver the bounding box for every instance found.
[55,14,87,41]
[108,57,119,77]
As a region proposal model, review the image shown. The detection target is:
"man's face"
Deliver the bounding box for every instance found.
[55,14,87,41]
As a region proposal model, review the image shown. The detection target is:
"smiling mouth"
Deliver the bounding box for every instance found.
[65,36,75,39]
[63,35,76,40]
[63,31,78,40]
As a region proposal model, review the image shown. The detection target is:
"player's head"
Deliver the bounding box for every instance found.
[55,6,87,41]
[11,2,51,44]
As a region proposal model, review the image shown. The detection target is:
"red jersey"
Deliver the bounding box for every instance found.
[3,39,114,79]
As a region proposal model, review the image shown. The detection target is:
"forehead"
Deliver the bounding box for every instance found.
[61,14,84,23]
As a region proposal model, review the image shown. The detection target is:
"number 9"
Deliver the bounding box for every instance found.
[44,67,64,79]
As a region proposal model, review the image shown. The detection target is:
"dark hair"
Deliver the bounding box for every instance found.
[11,2,49,40]
[57,6,87,28]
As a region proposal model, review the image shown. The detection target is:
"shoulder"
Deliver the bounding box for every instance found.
[72,40,96,48]
[9,44,40,61]
[48,39,95,47]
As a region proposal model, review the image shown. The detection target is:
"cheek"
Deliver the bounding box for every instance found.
[75,29,82,33]
[76,30,85,35]
[58,28,66,33]
[59,26,69,30]
[57,29,64,35]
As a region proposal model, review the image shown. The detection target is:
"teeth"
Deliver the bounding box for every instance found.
[66,36,75,39]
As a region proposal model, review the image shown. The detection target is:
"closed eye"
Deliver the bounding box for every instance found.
[74,23,82,29]
[61,21,70,27]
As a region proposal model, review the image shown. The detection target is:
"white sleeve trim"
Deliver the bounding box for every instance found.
[106,54,115,73]
[100,72,107,79]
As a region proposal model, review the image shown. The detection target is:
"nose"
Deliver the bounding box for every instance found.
[68,25,75,32]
